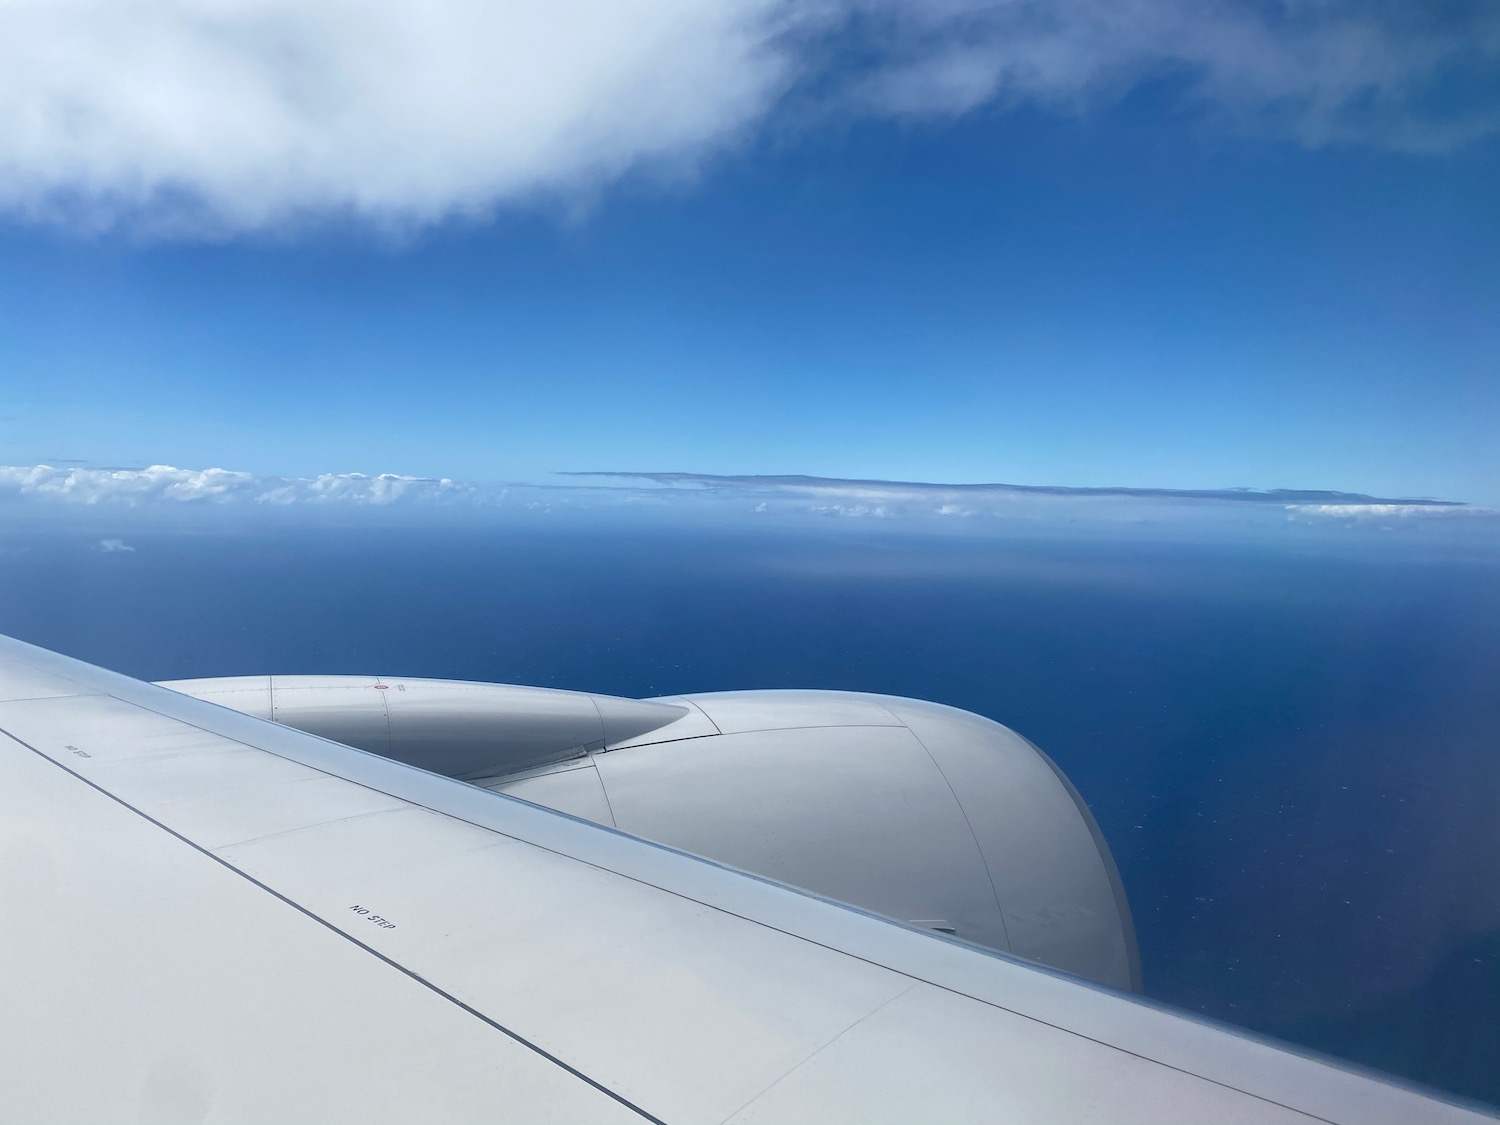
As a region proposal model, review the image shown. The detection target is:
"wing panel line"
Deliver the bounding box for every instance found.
[0,723,669,1125]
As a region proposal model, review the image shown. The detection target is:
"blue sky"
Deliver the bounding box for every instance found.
[1,1,1497,503]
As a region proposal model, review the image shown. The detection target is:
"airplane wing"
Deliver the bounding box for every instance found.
[0,631,1489,1124]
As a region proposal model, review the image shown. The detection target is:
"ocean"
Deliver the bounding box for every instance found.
[3,512,1497,1106]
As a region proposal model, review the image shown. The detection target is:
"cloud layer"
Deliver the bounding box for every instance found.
[0,0,1494,234]
[3,464,1495,541]
[574,470,1465,507]
[0,464,474,505]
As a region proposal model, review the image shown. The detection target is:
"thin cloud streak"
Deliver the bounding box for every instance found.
[572,470,1467,507]
[834,0,1500,152]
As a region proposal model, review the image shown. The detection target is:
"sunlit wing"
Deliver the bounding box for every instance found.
[0,632,1489,1124]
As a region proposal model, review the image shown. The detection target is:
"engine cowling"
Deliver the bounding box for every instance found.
[160,675,1139,991]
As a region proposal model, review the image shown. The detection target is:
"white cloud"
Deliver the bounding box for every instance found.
[98,538,136,552]
[0,0,791,234]
[0,0,1493,235]
[841,1,1500,152]
[811,503,890,518]
[1286,503,1496,523]
[0,464,474,505]
[1283,503,1500,540]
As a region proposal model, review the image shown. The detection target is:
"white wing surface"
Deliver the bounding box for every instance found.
[0,632,1489,1124]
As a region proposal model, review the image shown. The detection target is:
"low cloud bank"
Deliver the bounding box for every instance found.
[0,464,475,506]
[1286,503,1496,523]
[571,471,1465,509]
[4,464,1494,541]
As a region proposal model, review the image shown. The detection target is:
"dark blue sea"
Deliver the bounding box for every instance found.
[3,511,1497,1107]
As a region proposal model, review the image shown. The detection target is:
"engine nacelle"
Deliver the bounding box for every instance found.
[161,675,1139,992]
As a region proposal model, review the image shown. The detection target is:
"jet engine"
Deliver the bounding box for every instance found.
[161,674,1140,992]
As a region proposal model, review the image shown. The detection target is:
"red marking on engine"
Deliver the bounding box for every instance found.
[373,684,390,689]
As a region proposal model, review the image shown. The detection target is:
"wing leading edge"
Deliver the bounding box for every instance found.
[0,633,1490,1124]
